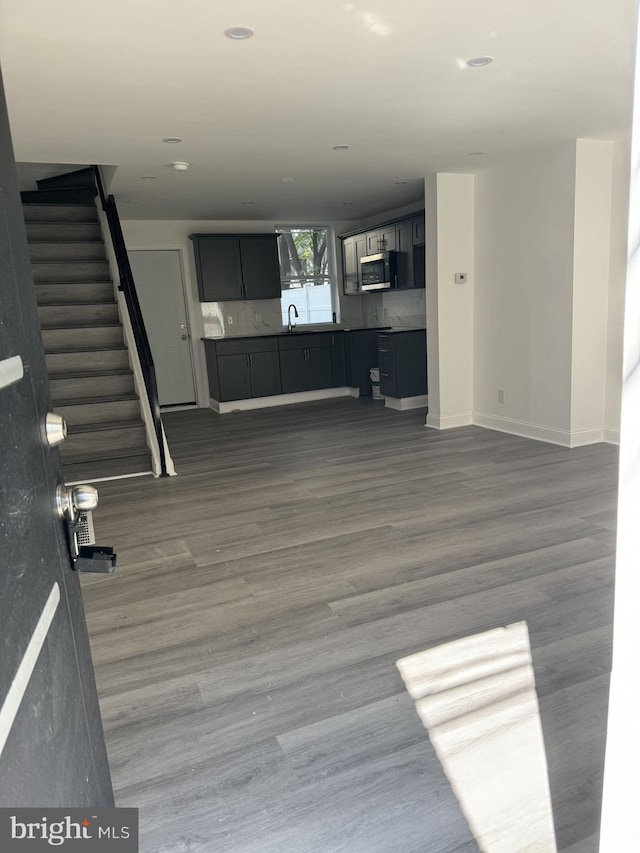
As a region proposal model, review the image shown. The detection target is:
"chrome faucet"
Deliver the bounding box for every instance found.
[287,303,299,332]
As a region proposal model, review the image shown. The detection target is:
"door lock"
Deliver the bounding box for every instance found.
[55,483,116,573]
[45,412,67,447]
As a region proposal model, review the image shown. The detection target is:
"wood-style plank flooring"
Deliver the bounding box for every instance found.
[81,399,618,853]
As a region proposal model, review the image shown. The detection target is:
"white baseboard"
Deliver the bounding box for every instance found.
[210,387,352,414]
[348,387,361,398]
[425,412,473,430]
[385,394,429,411]
[603,428,620,445]
[472,411,572,446]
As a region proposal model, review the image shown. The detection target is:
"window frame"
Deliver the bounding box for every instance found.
[275,224,340,326]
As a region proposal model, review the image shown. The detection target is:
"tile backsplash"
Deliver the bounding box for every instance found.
[201,289,426,338]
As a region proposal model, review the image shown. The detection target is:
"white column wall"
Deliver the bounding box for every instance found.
[425,173,475,429]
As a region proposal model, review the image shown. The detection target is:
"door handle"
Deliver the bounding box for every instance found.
[55,483,117,573]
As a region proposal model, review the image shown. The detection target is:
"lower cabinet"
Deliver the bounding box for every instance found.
[378,330,427,398]
[278,334,335,393]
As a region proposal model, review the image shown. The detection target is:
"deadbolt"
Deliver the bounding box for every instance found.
[45,412,67,446]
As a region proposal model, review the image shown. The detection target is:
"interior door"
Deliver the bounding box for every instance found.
[128,249,196,406]
[0,68,113,806]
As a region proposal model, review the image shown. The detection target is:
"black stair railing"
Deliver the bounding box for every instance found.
[92,166,168,476]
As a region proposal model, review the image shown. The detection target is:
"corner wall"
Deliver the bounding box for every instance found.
[473,145,577,443]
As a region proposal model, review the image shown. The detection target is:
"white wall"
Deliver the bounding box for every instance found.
[425,173,475,429]
[570,140,613,443]
[473,145,577,442]
[604,136,631,440]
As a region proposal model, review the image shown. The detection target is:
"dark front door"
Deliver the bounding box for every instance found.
[0,68,113,806]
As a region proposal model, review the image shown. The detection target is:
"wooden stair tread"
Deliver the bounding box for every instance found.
[54,394,139,406]
[48,368,133,380]
[61,445,151,462]
[44,345,128,354]
[67,419,144,434]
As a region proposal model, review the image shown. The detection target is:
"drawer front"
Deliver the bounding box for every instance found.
[377,332,395,350]
[214,337,278,356]
[278,332,332,351]
[378,348,396,374]
[379,369,397,397]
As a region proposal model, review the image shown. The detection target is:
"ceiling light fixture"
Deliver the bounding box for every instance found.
[280,177,294,183]
[468,151,484,156]
[170,161,190,171]
[466,56,493,67]
[224,26,254,40]
[394,180,408,185]
[162,137,182,144]
[332,145,350,151]
[241,201,254,204]
[141,175,157,180]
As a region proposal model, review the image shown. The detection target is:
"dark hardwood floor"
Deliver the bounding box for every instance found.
[81,399,617,852]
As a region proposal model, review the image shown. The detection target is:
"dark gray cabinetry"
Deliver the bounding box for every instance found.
[279,333,334,393]
[205,338,281,401]
[378,330,427,398]
[366,224,396,255]
[342,234,367,294]
[345,329,384,396]
[341,212,425,294]
[191,234,281,301]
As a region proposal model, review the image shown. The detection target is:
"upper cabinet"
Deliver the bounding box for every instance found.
[191,234,282,301]
[340,212,425,295]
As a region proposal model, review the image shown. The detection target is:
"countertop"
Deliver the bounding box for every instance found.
[202,326,425,342]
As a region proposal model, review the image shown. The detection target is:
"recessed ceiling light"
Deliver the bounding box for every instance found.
[162,137,182,144]
[141,175,157,180]
[280,177,294,183]
[332,145,350,151]
[466,56,493,67]
[468,151,484,156]
[241,201,254,204]
[224,26,254,40]
[394,180,408,185]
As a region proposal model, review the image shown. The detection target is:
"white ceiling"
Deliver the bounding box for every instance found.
[0,0,636,221]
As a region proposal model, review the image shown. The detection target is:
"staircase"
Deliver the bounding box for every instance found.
[23,186,154,483]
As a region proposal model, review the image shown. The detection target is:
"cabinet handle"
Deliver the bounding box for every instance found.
[381,373,389,377]
[379,348,388,353]
[248,354,252,367]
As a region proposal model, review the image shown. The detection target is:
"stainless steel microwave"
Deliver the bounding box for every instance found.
[360,251,398,291]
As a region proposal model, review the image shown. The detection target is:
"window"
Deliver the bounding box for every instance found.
[276,226,336,325]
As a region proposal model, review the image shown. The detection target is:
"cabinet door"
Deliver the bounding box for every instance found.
[240,237,282,299]
[194,238,243,301]
[342,237,358,295]
[379,225,396,251]
[217,354,252,401]
[354,234,368,290]
[395,220,414,288]
[249,351,282,398]
[279,349,308,394]
[366,230,382,255]
[307,346,333,390]
[330,333,346,386]
[412,215,425,245]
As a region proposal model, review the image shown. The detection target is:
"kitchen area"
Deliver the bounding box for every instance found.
[192,205,428,414]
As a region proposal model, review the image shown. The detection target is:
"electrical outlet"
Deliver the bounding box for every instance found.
[455,272,467,285]
[497,389,505,404]
[227,315,233,325]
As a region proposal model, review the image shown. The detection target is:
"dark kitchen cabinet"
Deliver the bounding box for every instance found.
[330,332,346,387]
[342,234,367,294]
[191,234,281,301]
[345,329,386,396]
[205,338,281,402]
[378,329,427,398]
[278,333,336,393]
[366,225,396,255]
[413,215,425,245]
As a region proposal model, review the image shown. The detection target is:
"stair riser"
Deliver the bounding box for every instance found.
[55,399,142,427]
[29,243,106,262]
[63,455,153,483]
[38,304,119,328]
[46,350,130,375]
[35,282,115,305]
[26,222,102,242]
[22,205,99,223]
[42,326,124,350]
[50,374,135,403]
[31,261,111,282]
[61,425,148,458]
